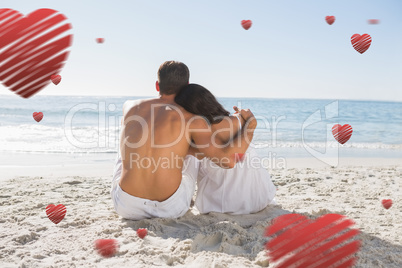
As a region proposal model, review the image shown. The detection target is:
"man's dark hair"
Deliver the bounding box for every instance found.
[158,61,190,95]
[175,84,230,124]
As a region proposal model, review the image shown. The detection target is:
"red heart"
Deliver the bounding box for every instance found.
[325,16,335,25]
[96,38,104,43]
[46,204,66,224]
[265,214,361,268]
[0,9,72,98]
[94,239,118,258]
[137,228,148,239]
[241,20,252,30]
[332,124,353,144]
[351,34,372,54]
[51,74,61,85]
[382,199,393,209]
[234,153,245,162]
[368,19,380,25]
[33,112,43,122]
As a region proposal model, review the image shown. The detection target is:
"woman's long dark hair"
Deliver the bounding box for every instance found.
[175,84,230,124]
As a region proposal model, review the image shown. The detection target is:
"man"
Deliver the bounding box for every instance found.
[111,61,256,220]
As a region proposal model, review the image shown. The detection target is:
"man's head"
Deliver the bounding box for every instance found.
[156,61,189,95]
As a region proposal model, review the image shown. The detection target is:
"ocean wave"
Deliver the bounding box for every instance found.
[1,95,402,155]
[1,124,402,155]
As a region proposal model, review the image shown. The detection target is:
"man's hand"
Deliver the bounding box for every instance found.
[233,106,257,130]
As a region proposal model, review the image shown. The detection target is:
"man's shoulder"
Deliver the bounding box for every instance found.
[123,98,157,115]
[187,114,210,130]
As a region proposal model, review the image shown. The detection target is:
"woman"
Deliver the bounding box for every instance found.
[175,84,276,215]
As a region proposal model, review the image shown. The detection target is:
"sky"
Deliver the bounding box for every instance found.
[1,0,402,101]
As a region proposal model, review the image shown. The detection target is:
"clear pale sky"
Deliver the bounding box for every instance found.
[1,0,402,101]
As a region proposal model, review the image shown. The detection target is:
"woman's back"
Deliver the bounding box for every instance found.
[196,146,276,214]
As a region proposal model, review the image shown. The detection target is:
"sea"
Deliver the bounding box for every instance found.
[0,95,401,165]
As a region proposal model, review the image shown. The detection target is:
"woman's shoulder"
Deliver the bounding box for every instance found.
[212,115,241,130]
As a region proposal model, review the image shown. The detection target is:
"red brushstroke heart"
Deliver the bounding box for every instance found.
[95,239,118,258]
[96,38,104,43]
[137,228,148,239]
[51,74,61,85]
[381,199,393,209]
[368,19,380,24]
[46,204,66,224]
[241,20,252,30]
[0,8,72,98]
[265,214,361,268]
[33,112,43,122]
[332,124,353,144]
[351,34,372,54]
[234,153,245,162]
[325,16,335,25]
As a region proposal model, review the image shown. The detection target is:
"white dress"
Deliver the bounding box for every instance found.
[195,115,277,215]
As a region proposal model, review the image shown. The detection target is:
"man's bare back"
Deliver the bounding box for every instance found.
[119,95,194,201]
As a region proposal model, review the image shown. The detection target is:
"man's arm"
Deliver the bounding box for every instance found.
[190,109,257,168]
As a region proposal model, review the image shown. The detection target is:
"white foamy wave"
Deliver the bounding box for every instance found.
[1,124,401,154]
[0,125,120,154]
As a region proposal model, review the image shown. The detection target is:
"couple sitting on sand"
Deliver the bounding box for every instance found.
[111,61,276,220]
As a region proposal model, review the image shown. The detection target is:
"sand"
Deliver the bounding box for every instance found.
[0,162,401,267]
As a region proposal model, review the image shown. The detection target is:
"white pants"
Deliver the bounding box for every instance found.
[111,154,199,220]
[195,147,277,215]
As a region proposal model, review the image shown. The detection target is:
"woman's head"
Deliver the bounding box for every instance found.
[175,84,230,124]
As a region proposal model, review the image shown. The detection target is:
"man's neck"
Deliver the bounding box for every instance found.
[159,94,176,103]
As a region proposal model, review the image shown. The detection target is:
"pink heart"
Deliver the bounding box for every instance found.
[368,19,380,25]
[33,112,43,122]
[382,199,393,209]
[332,124,353,144]
[234,153,245,162]
[46,204,66,224]
[0,9,72,98]
[51,74,61,85]
[325,16,335,25]
[241,20,252,30]
[137,228,148,239]
[95,239,118,258]
[351,34,372,54]
[265,214,361,268]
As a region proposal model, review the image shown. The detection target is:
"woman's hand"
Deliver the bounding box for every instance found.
[233,106,257,130]
[233,106,239,114]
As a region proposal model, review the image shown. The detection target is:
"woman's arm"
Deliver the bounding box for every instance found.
[213,107,246,144]
[190,109,257,168]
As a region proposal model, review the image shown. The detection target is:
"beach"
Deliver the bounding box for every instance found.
[1,157,401,268]
[1,95,401,267]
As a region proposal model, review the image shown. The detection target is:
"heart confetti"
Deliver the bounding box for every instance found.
[381,199,393,209]
[96,38,104,43]
[51,75,61,85]
[325,16,335,25]
[95,239,118,258]
[351,34,372,54]
[332,124,353,144]
[241,20,252,30]
[137,228,148,239]
[0,8,73,98]
[46,204,66,224]
[33,112,43,122]
[368,19,380,24]
[234,153,245,162]
[265,214,361,268]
